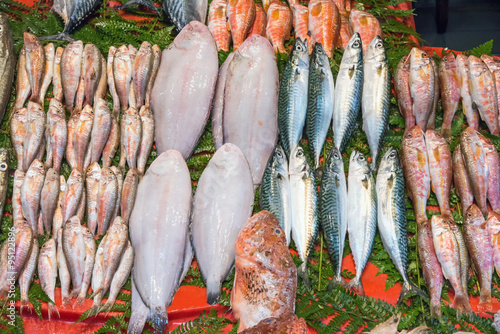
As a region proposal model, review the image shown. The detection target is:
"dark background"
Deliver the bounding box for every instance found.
[413,0,500,54]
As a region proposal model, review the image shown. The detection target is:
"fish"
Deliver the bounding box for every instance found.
[89,237,105,314]
[191,143,254,304]
[260,145,292,245]
[346,151,377,295]
[118,0,161,15]
[278,38,309,158]
[308,0,341,58]
[61,41,83,111]
[452,144,474,214]
[74,227,96,307]
[487,212,500,276]
[90,97,112,163]
[477,133,500,213]
[111,166,123,221]
[133,41,153,108]
[53,47,64,101]
[61,168,84,224]
[349,9,381,55]
[337,14,353,50]
[82,44,102,106]
[66,111,79,169]
[0,148,8,218]
[463,204,493,311]
[431,215,472,317]
[40,43,55,103]
[121,107,142,169]
[162,0,207,32]
[231,211,297,332]
[238,314,307,334]
[306,42,334,169]
[94,54,107,101]
[266,2,293,54]
[11,107,28,171]
[291,4,310,52]
[52,175,67,238]
[227,0,256,50]
[23,101,46,172]
[362,36,390,170]
[289,146,318,290]
[439,52,460,139]
[55,231,71,308]
[73,104,94,171]
[19,238,38,314]
[481,55,500,123]
[320,147,347,289]
[62,216,86,299]
[394,54,414,129]
[102,115,120,168]
[15,46,31,111]
[401,126,430,224]
[0,13,15,121]
[250,4,266,37]
[417,220,443,320]
[86,162,101,234]
[409,48,434,131]
[12,170,25,222]
[113,45,132,112]
[425,130,453,216]
[456,54,479,130]
[46,0,101,41]
[151,22,218,159]
[21,160,45,236]
[427,56,439,130]
[38,239,60,319]
[121,168,139,222]
[76,183,86,223]
[129,150,192,333]
[211,52,234,150]
[97,167,118,235]
[47,99,67,173]
[127,45,138,110]
[461,127,488,217]
[40,168,60,235]
[137,106,154,175]
[208,0,231,51]
[223,35,279,187]
[468,55,499,135]
[145,44,161,108]
[24,32,45,104]
[332,33,363,152]
[107,46,120,115]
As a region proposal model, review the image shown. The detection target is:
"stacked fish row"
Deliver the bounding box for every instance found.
[396,48,500,139]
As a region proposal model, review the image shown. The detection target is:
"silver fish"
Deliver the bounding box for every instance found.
[121,168,139,222]
[19,238,38,314]
[162,0,208,32]
[57,228,71,307]
[74,227,96,308]
[97,167,118,235]
[53,47,64,101]
[62,168,84,224]
[62,216,86,299]
[46,98,67,172]
[23,101,46,172]
[15,46,30,111]
[11,107,28,171]
[211,52,234,150]
[40,43,55,103]
[0,13,16,121]
[86,162,101,235]
[114,45,132,112]
[61,41,83,111]
[40,168,60,235]
[12,170,25,221]
[137,106,154,175]
[90,97,112,163]
[38,239,59,319]
[21,159,45,236]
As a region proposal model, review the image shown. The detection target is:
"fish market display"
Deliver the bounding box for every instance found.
[211,52,234,151]
[191,143,253,305]
[453,144,474,214]
[308,0,340,58]
[438,52,460,139]
[151,21,218,159]
[478,133,500,213]
[19,238,38,313]
[231,211,297,332]
[266,1,292,54]
[21,160,45,236]
[40,168,60,235]
[349,9,381,55]
[481,54,500,112]
[488,212,500,276]
[0,14,15,122]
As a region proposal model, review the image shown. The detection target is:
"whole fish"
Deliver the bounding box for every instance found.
[333,33,363,152]
[11,107,28,171]
[38,239,59,319]
[223,35,279,187]
[66,111,79,169]
[349,9,381,55]
[478,134,500,212]
[151,22,218,159]
[211,52,234,150]
[63,216,86,299]
[74,104,94,171]
[456,54,479,129]
[481,55,500,121]
[453,144,474,214]
[40,168,60,235]
[425,130,453,216]
[40,43,55,102]
[208,0,231,51]
[250,4,266,37]
[266,2,292,54]
[306,43,334,169]
[0,149,8,218]
[121,168,139,222]
[289,146,318,289]
[278,38,309,158]
[133,41,153,108]
[90,97,111,163]
[394,54,414,128]
[439,53,460,139]
[337,14,353,50]
[15,46,30,110]
[362,36,389,170]
[291,4,310,52]
[76,184,86,222]
[5,220,33,293]
[308,0,341,58]
[74,227,96,307]
[431,215,472,317]
[145,44,161,108]
[19,238,38,314]
[86,162,101,234]
[47,0,101,41]
[121,107,142,169]
[111,166,123,220]
[227,0,256,50]
[82,44,102,106]
[113,45,132,112]
[102,115,120,168]
[12,170,25,221]
[21,160,45,236]
[53,47,64,101]
[463,204,493,311]
[231,211,297,332]
[62,168,84,224]
[260,145,292,245]
[47,99,67,173]
[95,54,107,101]
[320,147,347,289]
[23,101,46,171]
[162,0,207,32]
[24,32,45,104]
[52,175,67,238]
[137,106,154,175]
[409,48,434,131]
[468,55,499,135]
[107,47,120,115]
[401,126,430,224]
[61,41,83,111]
[0,14,15,121]
[129,150,192,333]
[97,167,118,235]
[461,127,488,217]
[346,151,377,295]
[417,221,443,320]
[427,56,439,130]
[487,212,500,276]
[89,239,105,314]
[57,229,71,306]
[191,144,254,304]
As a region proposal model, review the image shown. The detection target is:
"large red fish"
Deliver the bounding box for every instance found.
[308,0,340,58]
[208,0,231,51]
[266,1,292,54]
[349,9,381,55]
[228,0,256,50]
[249,4,266,37]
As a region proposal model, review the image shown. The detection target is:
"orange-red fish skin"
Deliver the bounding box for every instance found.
[291,4,311,53]
[208,0,231,52]
[349,8,382,55]
[337,14,353,49]
[249,4,267,37]
[239,314,307,334]
[266,2,293,54]
[228,0,256,50]
[308,0,341,58]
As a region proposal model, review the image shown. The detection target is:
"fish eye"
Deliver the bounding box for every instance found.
[353,41,360,48]
[276,150,282,158]
[407,133,412,138]
[297,150,303,157]
[422,53,428,58]
[376,42,383,48]
[359,155,365,161]
[275,229,281,234]
[443,57,448,62]
[297,44,303,51]
[334,152,339,159]
[389,152,396,158]
[468,212,472,217]
[0,163,7,171]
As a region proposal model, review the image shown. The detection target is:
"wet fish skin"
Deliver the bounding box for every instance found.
[452,144,474,214]
[41,168,60,235]
[481,55,500,125]
[89,238,105,314]
[62,168,84,224]
[208,0,231,52]
[427,56,439,130]
[409,48,434,131]
[133,41,153,108]
[94,54,107,101]
[90,97,112,163]
[74,104,94,172]
[24,101,46,172]
[102,114,120,168]
[0,13,16,121]
[11,107,28,171]
[15,46,31,110]
[114,45,132,112]
[24,32,45,104]
[278,38,309,158]
[306,42,334,169]
[333,33,362,152]
[337,14,353,50]
[53,47,64,101]
[394,54,414,128]
[463,204,492,311]
[308,0,341,58]
[97,168,118,235]
[460,127,488,217]
[61,41,83,111]
[477,133,500,212]
[137,106,154,175]
[362,36,390,170]
[439,53,460,139]
[76,185,86,222]
[107,47,120,115]
[63,216,86,299]
[66,111,80,169]
[121,107,142,169]
[40,43,55,103]
[12,170,25,221]
[9,220,34,289]
[456,54,479,129]
[227,0,256,50]
[250,3,266,37]
[191,143,254,305]
[349,9,381,55]
[121,168,139,222]
[321,147,347,289]
[211,52,234,151]
[38,239,60,320]
[0,149,8,218]
[291,4,309,52]
[111,166,123,221]
[47,99,67,173]
[86,162,101,235]
[487,212,500,277]
[19,238,38,314]
[266,2,292,54]
[162,0,207,32]
[82,44,102,106]
[239,314,307,334]
[21,160,45,236]
[145,44,161,108]
[57,229,71,307]
[260,145,292,245]
[74,227,96,308]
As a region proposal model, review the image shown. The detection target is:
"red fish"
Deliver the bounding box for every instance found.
[349,9,381,55]
[266,1,293,54]
[249,4,267,37]
[228,0,256,50]
[208,0,231,51]
[308,0,340,58]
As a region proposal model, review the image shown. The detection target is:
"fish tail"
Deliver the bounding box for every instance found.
[20,298,31,314]
[451,292,472,318]
[61,296,72,307]
[326,275,347,291]
[47,303,60,320]
[430,300,442,321]
[149,306,168,333]
[99,300,114,316]
[441,127,451,141]
[39,33,75,42]
[478,291,493,312]
[314,165,324,180]
[346,277,365,296]
[89,287,101,299]
[397,281,428,304]
[118,0,161,15]
[206,282,222,305]
[298,262,311,291]
[73,293,86,309]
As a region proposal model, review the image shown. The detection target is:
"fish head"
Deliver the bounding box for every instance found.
[403,125,425,148]
[326,147,344,175]
[460,126,480,145]
[66,40,84,56]
[66,216,82,228]
[23,32,41,50]
[28,100,43,114]
[110,166,122,180]
[0,148,8,172]
[152,44,161,58]
[456,53,468,68]
[110,216,128,234]
[424,129,446,147]
[465,204,485,226]
[69,168,83,184]
[349,150,371,175]
[271,145,288,178]
[139,41,152,54]
[55,46,64,63]
[101,167,116,182]
[378,147,400,175]
[147,150,185,176]
[291,38,309,70]
[410,47,431,70]
[211,143,246,173]
[397,53,410,71]
[365,36,386,62]
[116,45,131,63]
[430,214,450,235]
[40,239,56,255]
[481,54,500,71]
[289,146,309,175]
[311,43,329,70]
[0,14,12,57]
[13,218,30,229]
[87,162,102,179]
[13,107,28,121]
[14,170,25,185]
[82,227,93,238]
[48,98,64,115]
[45,168,59,182]
[440,51,456,70]
[28,159,45,175]
[344,33,363,60]
[139,105,153,117]
[467,55,488,75]
[125,168,139,181]
[128,44,138,56]
[80,104,94,120]
[476,132,495,152]
[173,21,214,50]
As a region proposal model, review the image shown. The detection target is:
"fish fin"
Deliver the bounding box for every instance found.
[73,292,86,309]
[89,287,102,299]
[441,127,451,141]
[39,33,75,42]
[314,166,324,180]
[61,296,72,307]
[397,281,428,304]
[326,275,347,291]
[149,306,168,333]
[298,262,311,291]
[118,0,161,15]
[206,282,222,305]
[478,292,492,312]
[20,299,31,315]
[128,281,148,334]
[430,301,441,321]
[99,300,114,317]
[47,303,60,320]
[345,277,365,296]
[451,292,472,318]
